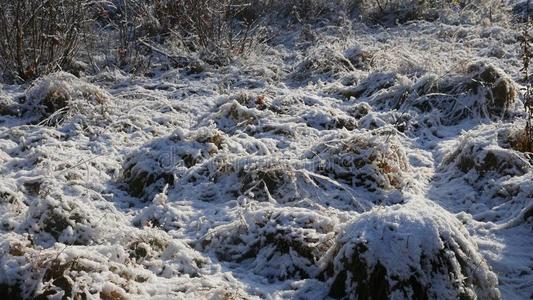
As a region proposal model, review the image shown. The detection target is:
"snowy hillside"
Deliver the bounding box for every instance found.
[0,1,532,299]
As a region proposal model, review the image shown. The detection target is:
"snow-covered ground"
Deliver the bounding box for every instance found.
[0,3,532,300]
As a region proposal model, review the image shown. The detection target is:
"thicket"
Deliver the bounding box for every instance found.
[0,0,90,82]
[0,0,509,82]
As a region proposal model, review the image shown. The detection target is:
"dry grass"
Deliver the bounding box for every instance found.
[308,132,411,192]
[509,129,533,153]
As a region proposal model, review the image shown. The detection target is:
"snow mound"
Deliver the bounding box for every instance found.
[437,126,533,225]
[410,62,518,125]
[337,63,519,129]
[24,72,109,125]
[122,126,225,200]
[172,153,373,210]
[211,99,276,134]
[443,135,529,178]
[203,207,337,281]
[325,200,501,300]
[306,130,412,194]
[0,232,208,300]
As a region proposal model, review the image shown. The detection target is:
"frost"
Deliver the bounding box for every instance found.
[0,3,531,299]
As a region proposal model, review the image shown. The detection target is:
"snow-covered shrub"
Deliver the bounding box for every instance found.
[238,0,341,24]
[20,195,95,246]
[347,103,372,120]
[0,95,18,117]
[30,246,152,299]
[283,0,339,23]
[181,157,277,201]
[211,99,277,134]
[344,46,373,71]
[132,202,181,231]
[122,126,225,200]
[437,128,533,224]
[464,62,517,117]
[236,158,368,208]
[233,92,272,111]
[339,62,518,128]
[23,72,109,124]
[239,160,305,203]
[0,184,23,210]
[324,201,501,300]
[122,153,171,200]
[306,131,412,193]
[355,0,445,23]
[0,237,33,299]
[439,62,516,119]
[334,72,399,100]
[175,152,374,210]
[91,0,183,72]
[300,105,358,131]
[123,230,208,277]
[203,207,336,280]
[167,154,240,202]
[1,228,209,299]
[382,62,518,127]
[512,0,533,22]
[508,127,533,153]
[442,135,529,178]
[289,46,356,84]
[128,237,167,263]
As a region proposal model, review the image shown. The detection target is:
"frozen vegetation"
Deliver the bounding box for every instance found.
[0,0,532,299]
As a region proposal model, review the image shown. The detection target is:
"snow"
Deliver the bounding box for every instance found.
[326,199,501,300]
[0,2,532,299]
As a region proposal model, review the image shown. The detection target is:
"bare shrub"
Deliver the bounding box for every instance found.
[156,0,258,61]
[0,0,91,82]
[262,0,337,23]
[354,0,505,24]
[92,0,172,70]
[510,128,533,153]
[88,0,260,69]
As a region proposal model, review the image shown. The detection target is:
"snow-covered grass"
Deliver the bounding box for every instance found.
[0,1,532,299]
